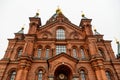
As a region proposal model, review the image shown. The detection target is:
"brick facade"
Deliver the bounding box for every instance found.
[0,9,120,80]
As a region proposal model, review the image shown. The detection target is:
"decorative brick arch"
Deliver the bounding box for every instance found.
[54,63,73,80]
[34,66,46,80]
[35,66,46,74]
[52,62,74,74]
[14,46,23,59]
[7,68,17,80]
[78,67,88,74]
[39,31,52,39]
[69,31,83,39]
[105,68,115,80]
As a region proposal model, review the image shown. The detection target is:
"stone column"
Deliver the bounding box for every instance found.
[99,65,107,80]
[72,74,79,80]
[15,67,24,80]
[72,76,79,80]
[88,40,97,56]
[22,67,29,80]
[91,61,102,80]
[48,75,54,80]
[16,56,31,80]
[94,66,102,80]
[51,43,55,56]
[92,59,108,80]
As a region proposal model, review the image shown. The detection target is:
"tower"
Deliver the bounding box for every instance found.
[0,8,120,80]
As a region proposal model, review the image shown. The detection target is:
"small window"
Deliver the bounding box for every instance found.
[80,48,85,59]
[106,71,112,80]
[56,45,66,54]
[38,48,42,58]
[18,49,23,57]
[98,49,104,57]
[38,71,43,80]
[80,70,86,80]
[56,29,65,40]
[73,48,77,58]
[10,71,16,80]
[46,48,49,59]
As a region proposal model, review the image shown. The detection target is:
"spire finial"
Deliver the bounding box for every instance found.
[93,26,97,32]
[56,6,62,14]
[34,9,40,17]
[115,37,120,58]
[93,26,100,35]
[17,24,25,33]
[81,11,85,17]
[115,37,119,44]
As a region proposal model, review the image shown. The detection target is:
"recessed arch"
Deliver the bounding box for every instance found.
[35,66,46,75]
[7,68,17,80]
[35,67,46,80]
[98,47,106,59]
[54,65,73,80]
[53,62,74,75]
[15,46,23,58]
[72,46,78,58]
[78,67,88,80]
[39,31,52,39]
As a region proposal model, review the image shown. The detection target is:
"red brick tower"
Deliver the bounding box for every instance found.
[0,8,120,80]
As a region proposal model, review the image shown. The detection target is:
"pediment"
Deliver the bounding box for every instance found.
[36,12,85,40]
[47,53,79,63]
[39,20,82,32]
[37,21,85,39]
[38,12,82,33]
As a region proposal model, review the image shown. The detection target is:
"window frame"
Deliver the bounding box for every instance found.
[46,48,50,59]
[10,71,16,80]
[106,71,112,80]
[38,70,43,80]
[80,48,85,59]
[80,70,86,80]
[18,48,23,57]
[73,48,77,58]
[98,49,104,56]
[56,28,65,40]
[38,48,42,58]
[56,45,66,55]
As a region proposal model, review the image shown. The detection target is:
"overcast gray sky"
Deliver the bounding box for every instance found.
[0,0,120,59]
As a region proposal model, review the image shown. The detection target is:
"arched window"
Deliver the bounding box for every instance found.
[18,48,23,57]
[46,48,49,59]
[80,70,86,80]
[98,49,104,57]
[56,29,65,40]
[38,70,43,80]
[106,71,112,80]
[10,71,16,80]
[80,48,85,59]
[38,48,42,58]
[73,48,77,58]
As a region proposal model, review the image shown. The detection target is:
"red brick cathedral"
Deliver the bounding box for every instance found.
[0,8,120,80]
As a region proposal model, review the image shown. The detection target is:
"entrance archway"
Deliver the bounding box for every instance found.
[54,65,72,80]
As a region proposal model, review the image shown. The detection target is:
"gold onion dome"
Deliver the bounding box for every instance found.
[17,26,24,33]
[56,7,62,14]
[115,37,120,44]
[21,27,24,30]
[34,9,40,17]
[81,11,85,17]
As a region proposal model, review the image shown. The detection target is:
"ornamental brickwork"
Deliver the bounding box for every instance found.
[0,9,120,80]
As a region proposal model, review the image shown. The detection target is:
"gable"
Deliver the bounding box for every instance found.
[48,53,79,63]
[37,21,85,40]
